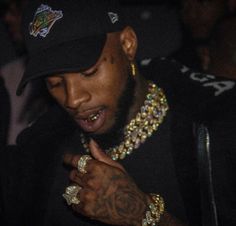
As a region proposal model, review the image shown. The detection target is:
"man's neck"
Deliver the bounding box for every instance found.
[127,75,149,122]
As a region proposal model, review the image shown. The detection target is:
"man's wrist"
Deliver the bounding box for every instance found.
[141,193,165,226]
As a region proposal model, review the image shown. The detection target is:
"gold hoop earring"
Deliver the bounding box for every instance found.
[131,63,136,77]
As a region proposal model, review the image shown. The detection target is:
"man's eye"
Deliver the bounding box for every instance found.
[81,68,98,77]
[46,80,63,89]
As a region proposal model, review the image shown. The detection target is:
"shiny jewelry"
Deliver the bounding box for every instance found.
[131,63,136,76]
[77,155,92,174]
[89,113,99,121]
[62,185,81,205]
[142,194,165,226]
[80,81,169,161]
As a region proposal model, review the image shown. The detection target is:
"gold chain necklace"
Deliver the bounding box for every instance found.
[80,81,169,161]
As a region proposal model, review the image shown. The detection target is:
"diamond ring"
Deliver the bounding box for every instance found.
[62,185,81,205]
[77,155,92,174]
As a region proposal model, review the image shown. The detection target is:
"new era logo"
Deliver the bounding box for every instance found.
[108,12,119,24]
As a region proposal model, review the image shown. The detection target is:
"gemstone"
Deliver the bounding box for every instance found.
[146,211,153,224]
[118,143,124,152]
[141,106,146,113]
[111,153,119,161]
[141,112,147,118]
[141,134,147,143]
[131,131,138,142]
[125,139,131,147]
[127,147,133,154]
[142,219,148,226]
[134,139,141,149]
[120,152,126,159]
[147,93,152,100]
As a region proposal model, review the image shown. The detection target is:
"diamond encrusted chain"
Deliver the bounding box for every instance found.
[80,81,169,161]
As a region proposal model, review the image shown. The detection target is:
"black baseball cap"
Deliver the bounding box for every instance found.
[17,0,126,95]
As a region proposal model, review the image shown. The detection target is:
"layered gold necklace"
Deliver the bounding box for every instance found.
[80,81,169,161]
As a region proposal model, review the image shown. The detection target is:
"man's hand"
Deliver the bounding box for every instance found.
[63,139,148,226]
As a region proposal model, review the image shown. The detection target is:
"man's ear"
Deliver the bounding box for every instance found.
[119,26,138,61]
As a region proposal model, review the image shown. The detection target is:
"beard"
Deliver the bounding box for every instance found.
[84,72,136,150]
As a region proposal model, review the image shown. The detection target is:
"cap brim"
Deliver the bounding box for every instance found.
[17,34,106,95]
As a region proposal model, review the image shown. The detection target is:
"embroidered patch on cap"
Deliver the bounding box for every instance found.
[108,12,119,24]
[29,4,63,38]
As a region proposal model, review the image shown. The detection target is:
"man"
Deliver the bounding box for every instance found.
[1,0,231,225]
[1,0,28,56]
[173,0,235,71]
[180,0,227,40]
[202,15,236,80]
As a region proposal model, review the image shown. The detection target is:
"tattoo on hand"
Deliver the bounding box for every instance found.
[89,167,147,226]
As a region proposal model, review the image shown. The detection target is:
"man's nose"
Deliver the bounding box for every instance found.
[65,80,91,110]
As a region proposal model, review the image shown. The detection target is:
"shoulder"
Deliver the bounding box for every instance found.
[139,57,236,119]
[140,57,235,98]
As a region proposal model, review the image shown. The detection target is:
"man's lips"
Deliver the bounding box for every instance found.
[73,107,107,133]
[75,107,104,120]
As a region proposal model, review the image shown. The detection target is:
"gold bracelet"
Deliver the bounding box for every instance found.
[142,194,165,226]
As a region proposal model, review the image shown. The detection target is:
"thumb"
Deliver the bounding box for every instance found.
[89,139,125,172]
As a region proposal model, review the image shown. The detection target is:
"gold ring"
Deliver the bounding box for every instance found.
[62,185,81,205]
[77,155,92,174]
